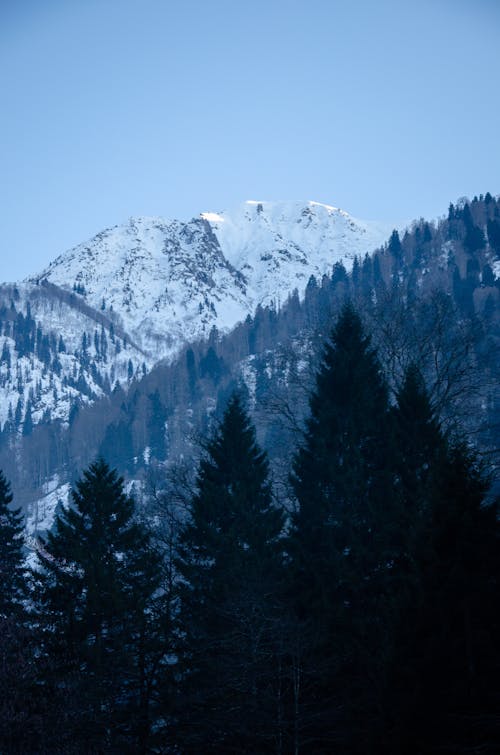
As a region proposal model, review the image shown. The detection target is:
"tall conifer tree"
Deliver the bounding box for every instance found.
[289,303,395,752]
[35,459,163,752]
[381,365,448,752]
[0,471,72,754]
[403,445,500,754]
[0,469,25,615]
[382,370,500,754]
[391,363,447,568]
[176,393,285,752]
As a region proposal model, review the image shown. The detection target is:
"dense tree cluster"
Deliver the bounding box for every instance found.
[1,302,499,753]
[0,193,498,751]
[1,195,499,511]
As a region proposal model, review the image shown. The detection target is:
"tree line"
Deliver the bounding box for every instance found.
[1,304,499,753]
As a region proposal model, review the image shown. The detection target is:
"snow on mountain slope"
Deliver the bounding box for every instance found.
[33,201,392,360]
[0,282,148,432]
[203,200,390,307]
[33,217,249,359]
[9,200,394,538]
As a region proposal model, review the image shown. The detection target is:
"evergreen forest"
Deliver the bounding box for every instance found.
[1,300,499,754]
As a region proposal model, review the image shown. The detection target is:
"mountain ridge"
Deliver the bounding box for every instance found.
[30,200,393,360]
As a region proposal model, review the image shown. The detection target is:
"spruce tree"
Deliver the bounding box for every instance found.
[405,445,500,754]
[392,363,446,545]
[0,472,69,754]
[388,228,403,260]
[380,364,500,753]
[22,399,33,436]
[289,303,395,752]
[0,469,25,616]
[35,459,163,752]
[147,390,167,461]
[381,366,448,752]
[175,393,285,752]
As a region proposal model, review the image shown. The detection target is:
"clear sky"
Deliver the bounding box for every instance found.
[1,0,499,281]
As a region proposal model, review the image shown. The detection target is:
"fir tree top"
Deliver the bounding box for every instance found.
[179,392,283,577]
[37,458,160,622]
[291,303,391,542]
[0,469,26,616]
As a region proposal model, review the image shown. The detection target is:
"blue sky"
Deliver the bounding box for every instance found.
[1,0,499,281]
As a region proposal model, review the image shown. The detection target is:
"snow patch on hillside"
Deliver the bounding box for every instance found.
[25,478,71,536]
[0,283,148,431]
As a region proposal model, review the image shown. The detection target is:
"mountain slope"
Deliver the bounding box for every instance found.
[0,282,148,435]
[203,200,390,306]
[32,201,391,359]
[3,193,499,545]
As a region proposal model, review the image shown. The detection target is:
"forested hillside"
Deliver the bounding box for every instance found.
[1,300,499,753]
[1,194,497,533]
[4,0,499,748]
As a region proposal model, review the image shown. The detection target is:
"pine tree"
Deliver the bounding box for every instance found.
[289,303,395,752]
[14,397,23,429]
[487,217,500,256]
[392,364,446,527]
[185,348,199,400]
[405,445,500,754]
[361,252,373,300]
[176,393,285,752]
[388,228,403,260]
[384,364,447,625]
[1,340,11,368]
[127,358,134,381]
[381,366,448,753]
[378,366,500,754]
[199,345,224,383]
[22,399,33,436]
[0,473,63,753]
[34,459,164,752]
[0,470,25,616]
[147,390,167,461]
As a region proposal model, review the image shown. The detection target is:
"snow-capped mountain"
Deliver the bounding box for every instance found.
[0,198,392,448]
[5,191,499,546]
[0,199,391,535]
[32,201,391,360]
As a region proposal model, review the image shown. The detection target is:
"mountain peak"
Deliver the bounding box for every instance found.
[32,200,392,360]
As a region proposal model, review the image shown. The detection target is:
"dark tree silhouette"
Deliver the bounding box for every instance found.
[176,393,285,752]
[289,304,395,752]
[0,469,25,615]
[34,459,164,753]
